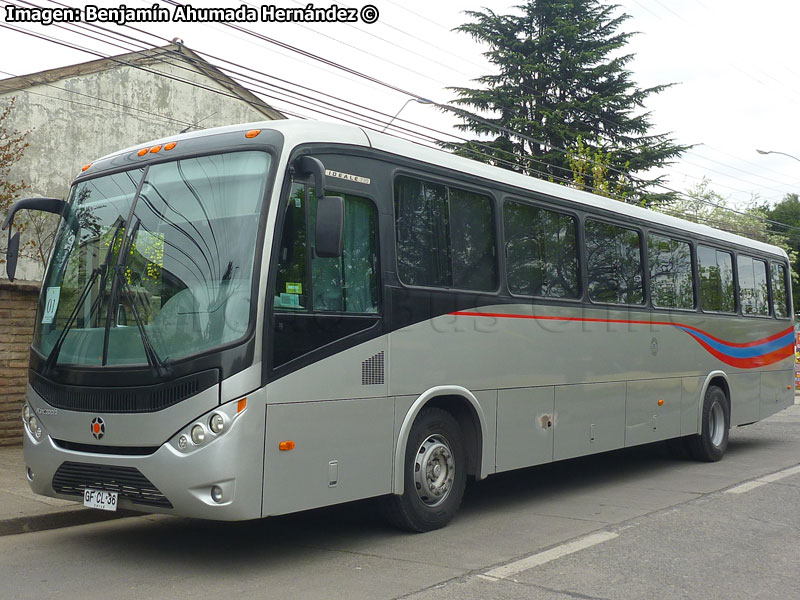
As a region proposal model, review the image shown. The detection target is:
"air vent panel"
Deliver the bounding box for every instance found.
[361,351,385,385]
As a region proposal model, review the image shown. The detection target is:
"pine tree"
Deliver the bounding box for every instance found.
[446,1,688,205]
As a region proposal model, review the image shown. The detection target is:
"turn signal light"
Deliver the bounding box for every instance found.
[237,398,247,413]
[279,441,295,451]
[245,129,261,138]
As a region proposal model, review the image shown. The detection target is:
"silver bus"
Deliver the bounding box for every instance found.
[4,121,794,532]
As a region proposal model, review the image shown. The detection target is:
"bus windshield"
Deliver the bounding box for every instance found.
[33,150,271,367]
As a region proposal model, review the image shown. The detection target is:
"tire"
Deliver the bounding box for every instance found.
[689,385,729,462]
[383,407,467,532]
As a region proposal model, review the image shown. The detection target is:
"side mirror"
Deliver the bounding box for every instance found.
[5,231,20,282]
[1,197,68,231]
[292,156,327,200]
[292,155,344,258]
[2,197,69,281]
[315,196,344,258]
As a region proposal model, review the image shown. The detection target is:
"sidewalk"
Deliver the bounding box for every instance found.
[0,446,136,536]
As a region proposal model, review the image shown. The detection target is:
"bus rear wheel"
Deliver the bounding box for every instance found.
[384,407,466,532]
[689,385,729,462]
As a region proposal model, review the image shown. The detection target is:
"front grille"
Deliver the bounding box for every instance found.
[52,461,173,508]
[53,439,159,456]
[30,369,218,413]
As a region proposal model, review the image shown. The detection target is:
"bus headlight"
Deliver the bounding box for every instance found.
[26,415,42,439]
[191,425,206,445]
[22,404,30,423]
[209,413,224,434]
[170,396,247,453]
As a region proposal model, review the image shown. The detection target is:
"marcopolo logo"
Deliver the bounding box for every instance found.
[90,417,105,440]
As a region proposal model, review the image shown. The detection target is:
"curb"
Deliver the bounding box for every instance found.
[0,507,141,537]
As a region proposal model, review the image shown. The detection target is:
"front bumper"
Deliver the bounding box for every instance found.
[23,397,266,521]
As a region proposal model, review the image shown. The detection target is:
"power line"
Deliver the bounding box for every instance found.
[4,10,800,235]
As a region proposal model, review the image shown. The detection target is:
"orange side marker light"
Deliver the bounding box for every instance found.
[137,148,148,156]
[245,129,261,138]
[657,399,664,406]
[81,164,92,172]
[279,441,295,451]
[237,398,247,413]
[164,142,177,151]
[149,144,162,153]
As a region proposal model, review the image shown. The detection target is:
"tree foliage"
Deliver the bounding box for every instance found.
[764,193,800,313]
[0,97,55,274]
[446,0,688,205]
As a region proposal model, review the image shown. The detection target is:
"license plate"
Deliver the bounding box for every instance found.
[83,488,118,511]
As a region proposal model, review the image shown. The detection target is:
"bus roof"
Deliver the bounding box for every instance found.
[97,119,787,259]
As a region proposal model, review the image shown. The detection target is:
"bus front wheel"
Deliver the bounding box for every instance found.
[384,407,466,532]
[689,385,729,462]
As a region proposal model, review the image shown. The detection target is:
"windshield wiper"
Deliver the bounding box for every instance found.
[43,219,126,375]
[110,219,171,378]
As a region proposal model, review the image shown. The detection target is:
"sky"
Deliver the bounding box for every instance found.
[0,0,799,209]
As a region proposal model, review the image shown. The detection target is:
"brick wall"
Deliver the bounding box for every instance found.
[0,281,39,446]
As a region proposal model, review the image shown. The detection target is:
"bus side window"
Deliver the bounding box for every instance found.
[585,219,644,305]
[648,233,694,309]
[771,262,790,318]
[697,245,734,313]
[738,255,769,316]
[310,192,379,314]
[503,200,579,299]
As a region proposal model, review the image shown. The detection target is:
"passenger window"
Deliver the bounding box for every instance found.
[771,262,790,318]
[310,191,379,313]
[585,220,644,304]
[274,184,379,314]
[648,234,694,309]
[697,245,734,312]
[394,175,496,291]
[503,201,579,298]
[738,255,769,316]
[449,188,497,290]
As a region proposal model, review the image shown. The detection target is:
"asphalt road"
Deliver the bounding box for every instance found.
[2,403,799,600]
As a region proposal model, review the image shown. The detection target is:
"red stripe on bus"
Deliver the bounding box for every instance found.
[448,311,795,366]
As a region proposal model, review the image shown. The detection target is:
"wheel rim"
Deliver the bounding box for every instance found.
[413,434,455,507]
[709,401,725,447]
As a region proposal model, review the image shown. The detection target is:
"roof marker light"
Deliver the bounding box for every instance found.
[149,145,162,153]
[137,148,148,157]
[81,164,91,172]
[164,142,177,151]
[245,129,261,138]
